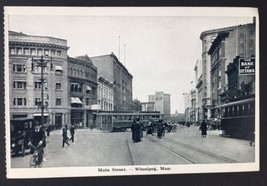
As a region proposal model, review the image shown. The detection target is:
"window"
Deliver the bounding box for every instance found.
[35,81,48,90]
[44,49,49,56]
[13,81,26,89]
[17,48,22,55]
[12,64,26,72]
[13,98,27,106]
[56,82,62,90]
[35,98,41,106]
[10,48,15,54]
[24,48,29,55]
[31,48,36,55]
[56,98,62,106]
[37,49,42,56]
[86,98,90,105]
[57,51,61,56]
[51,50,55,56]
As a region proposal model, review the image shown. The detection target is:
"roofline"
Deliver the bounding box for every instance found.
[199,23,254,40]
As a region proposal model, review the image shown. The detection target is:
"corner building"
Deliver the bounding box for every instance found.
[68,55,98,128]
[9,31,69,129]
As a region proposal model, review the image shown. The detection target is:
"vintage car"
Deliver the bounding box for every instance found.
[10,118,35,156]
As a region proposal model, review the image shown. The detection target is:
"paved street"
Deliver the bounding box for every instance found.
[11,125,255,168]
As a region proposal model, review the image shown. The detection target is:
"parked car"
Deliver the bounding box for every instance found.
[10,118,35,156]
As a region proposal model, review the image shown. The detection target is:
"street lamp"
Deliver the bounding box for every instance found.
[32,55,52,127]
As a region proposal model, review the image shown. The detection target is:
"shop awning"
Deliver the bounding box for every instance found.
[55,66,63,71]
[71,97,83,104]
[86,85,91,91]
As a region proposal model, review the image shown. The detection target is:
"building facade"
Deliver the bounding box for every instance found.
[97,76,114,111]
[194,59,203,123]
[91,53,133,111]
[148,91,171,117]
[208,23,255,121]
[9,31,69,129]
[68,55,98,128]
[200,29,218,120]
[225,56,255,102]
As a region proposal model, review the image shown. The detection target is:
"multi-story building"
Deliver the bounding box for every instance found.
[208,23,255,120]
[225,56,255,101]
[148,91,171,117]
[141,102,155,112]
[97,76,114,111]
[183,90,196,125]
[200,29,218,120]
[91,53,133,111]
[9,31,69,129]
[68,55,98,128]
[194,59,203,123]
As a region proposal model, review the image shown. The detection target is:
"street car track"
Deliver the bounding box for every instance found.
[147,137,239,164]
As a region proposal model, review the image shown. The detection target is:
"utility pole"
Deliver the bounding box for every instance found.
[32,55,52,126]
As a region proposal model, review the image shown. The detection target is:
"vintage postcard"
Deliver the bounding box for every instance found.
[4,7,259,178]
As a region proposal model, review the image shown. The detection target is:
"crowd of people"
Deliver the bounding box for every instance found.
[131,119,168,143]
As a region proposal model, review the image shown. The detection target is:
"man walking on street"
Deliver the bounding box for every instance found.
[62,124,70,147]
[69,124,76,143]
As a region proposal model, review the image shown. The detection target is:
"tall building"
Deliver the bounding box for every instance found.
[200,21,255,120]
[200,29,218,120]
[91,53,133,111]
[9,31,69,129]
[148,91,171,117]
[208,23,255,120]
[194,59,203,123]
[183,90,196,124]
[68,55,98,128]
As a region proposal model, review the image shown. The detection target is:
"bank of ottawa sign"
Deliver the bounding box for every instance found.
[239,57,255,75]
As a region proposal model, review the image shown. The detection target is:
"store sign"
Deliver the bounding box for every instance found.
[239,58,255,75]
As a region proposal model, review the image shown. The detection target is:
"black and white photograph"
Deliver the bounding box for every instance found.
[4,7,259,178]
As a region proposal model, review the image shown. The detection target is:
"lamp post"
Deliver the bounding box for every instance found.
[32,55,52,127]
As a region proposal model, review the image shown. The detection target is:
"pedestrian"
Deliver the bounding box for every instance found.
[131,118,141,143]
[131,119,137,143]
[250,131,255,146]
[46,124,52,138]
[146,122,154,136]
[62,124,70,147]
[69,124,76,143]
[157,120,164,139]
[200,120,207,137]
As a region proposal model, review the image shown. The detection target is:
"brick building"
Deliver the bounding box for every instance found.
[91,53,133,111]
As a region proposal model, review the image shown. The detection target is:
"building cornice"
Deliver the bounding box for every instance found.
[9,41,69,50]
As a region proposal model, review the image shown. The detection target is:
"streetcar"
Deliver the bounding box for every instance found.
[221,97,255,140]
[96,111,163,132]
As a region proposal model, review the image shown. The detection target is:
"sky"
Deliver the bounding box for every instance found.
[7,7,255,113]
